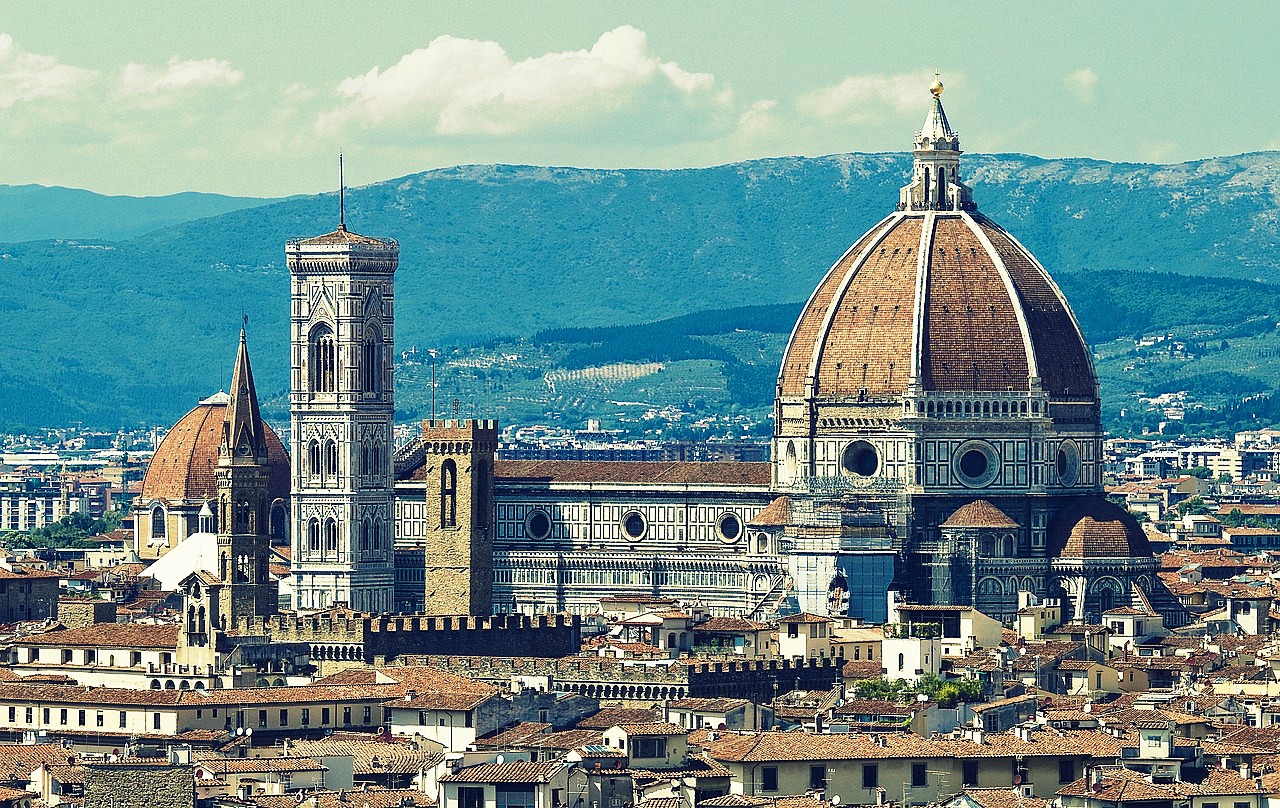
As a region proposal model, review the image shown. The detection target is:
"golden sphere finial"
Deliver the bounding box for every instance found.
[930,70,944,97]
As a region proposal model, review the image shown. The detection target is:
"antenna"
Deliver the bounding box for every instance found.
[339,152,346,230]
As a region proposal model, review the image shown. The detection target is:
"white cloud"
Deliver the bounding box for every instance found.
[796,71,934,124]
[120,56,243,97]
[319,25,721,136]
[0,32,96,109]
[1064,68,1098,103]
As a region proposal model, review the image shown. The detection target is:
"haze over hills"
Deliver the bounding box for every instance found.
[4,150,1280,431]
[0,185,275,243]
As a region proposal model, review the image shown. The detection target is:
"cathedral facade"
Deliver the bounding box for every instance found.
[140,78,1184,629]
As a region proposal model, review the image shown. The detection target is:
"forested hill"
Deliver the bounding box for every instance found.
[4,150,1280,429]
[0,184,273,242]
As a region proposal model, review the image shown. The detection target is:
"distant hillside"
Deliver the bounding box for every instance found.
[4,151,1280,429]
[0,184,275,242]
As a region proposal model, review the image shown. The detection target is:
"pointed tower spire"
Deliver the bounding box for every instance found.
[899,72,974,212]
[222,323,266,462]
[338,152,346,232]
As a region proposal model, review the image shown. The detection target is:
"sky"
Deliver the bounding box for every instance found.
[0,1,1274,197]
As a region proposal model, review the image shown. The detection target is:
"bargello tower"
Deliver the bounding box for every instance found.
[287,203,398,614]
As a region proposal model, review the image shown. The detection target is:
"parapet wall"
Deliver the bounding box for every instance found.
[235,613,579,660]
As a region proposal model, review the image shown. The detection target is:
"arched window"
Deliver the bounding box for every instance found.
[309,440,320,479]
[1002,535,1015,558]
[308,518,320,552]
[360,518,371,553]
[441,459,457,528]
[359,442,369,478]
[197,606,206,634]
[187,605,196,634]
[309,324,336,394]
[372,518,382,550]
[270,504,287,540]
[898,653,905,672]
[362,328,382,394]
[151,506,166,538]
[325,518,339,553]
[371,442,382,480]
[324,440,339,481]
[474,458,489,520]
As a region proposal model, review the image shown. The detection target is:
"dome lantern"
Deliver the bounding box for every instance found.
[900,73,974,212]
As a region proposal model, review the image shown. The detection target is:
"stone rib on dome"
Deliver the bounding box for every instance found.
[776,210,1097,402]
[140,401,289,503]
[1048,497,1152,559]
[941,500,1019,529]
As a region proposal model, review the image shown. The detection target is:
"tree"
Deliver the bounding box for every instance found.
[1218,472,1234,484]
[1188,466,1213,479]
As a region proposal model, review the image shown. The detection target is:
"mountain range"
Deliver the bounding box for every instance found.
[3,150,1280,432]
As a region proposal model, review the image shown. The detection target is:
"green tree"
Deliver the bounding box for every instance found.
[1188,466,1212,479]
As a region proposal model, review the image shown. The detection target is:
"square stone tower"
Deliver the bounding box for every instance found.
[395,419,497,614]
[286,223,398,613]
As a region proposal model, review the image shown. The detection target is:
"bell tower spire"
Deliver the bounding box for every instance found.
[899,72,974,212]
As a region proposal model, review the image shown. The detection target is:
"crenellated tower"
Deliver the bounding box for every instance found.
[215,327,278,627]
[286,209,398,614]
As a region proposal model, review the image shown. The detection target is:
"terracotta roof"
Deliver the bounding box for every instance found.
[706,727,1121,763]
[942,500,1019,529]
[291,226,395,247]
[668,698,750,713]
[254,789,434,808]
[489,460,770,487]
[778,211,1095,401]
[1048,497,1152,558]
[696,617,769,633]
[961,788,1046,808]
[0,743,75,782]
[140,401,288,502]
[440,761,561,784]
[1057,766,1262,800]
[777,612,832,624]
[287,733,438,775]
[613,722,686,736]
[748,496,790,527]
[0,566,59,580]
[574,708,663,729]
[18,623,180,649]
[195,757,327,775]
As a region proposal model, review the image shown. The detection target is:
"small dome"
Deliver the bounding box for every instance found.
[778,212,1097,402]
[941,499,1019,529]
[140,400,289,503]
[1048,497,1152,559]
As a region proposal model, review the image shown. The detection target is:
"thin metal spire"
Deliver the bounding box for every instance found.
[338,152,346,230]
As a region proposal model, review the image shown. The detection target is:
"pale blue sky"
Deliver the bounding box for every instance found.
[0,1,1271,196]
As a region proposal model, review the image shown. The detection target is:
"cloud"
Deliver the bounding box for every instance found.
[0,32,96,109]
[1064,68,1098,103]
[120,56,243,98]
[796,71,935,124]
[319,25,721,137]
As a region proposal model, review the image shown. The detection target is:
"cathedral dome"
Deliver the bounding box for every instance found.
[1048,497,1152,559]
[140,392,290,503]
[777,85,1096,408]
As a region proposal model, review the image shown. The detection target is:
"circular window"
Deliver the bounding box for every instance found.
[524,509,552,540]
[717,513,742,543]
[952,441,1000,488]
[841,440,879,477]
[621,510,647,540]
[1056,440,1081,487]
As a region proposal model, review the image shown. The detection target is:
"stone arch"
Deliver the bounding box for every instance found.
[151,679,162,690]
[179,681,190,691]
[164,680,176,690]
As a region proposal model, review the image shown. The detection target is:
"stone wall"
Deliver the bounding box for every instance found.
[85,763,193,808]
[57,598,117,628]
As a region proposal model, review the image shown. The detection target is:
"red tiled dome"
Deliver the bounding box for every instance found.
[778,211,1096,402]
[1048,497,1152,559]
[140,399,289,503]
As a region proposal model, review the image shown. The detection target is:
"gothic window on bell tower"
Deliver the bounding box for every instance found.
[362,328,382,395]
[308,518,320,552]
[309,325,336,394]
[441,459,458,528]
